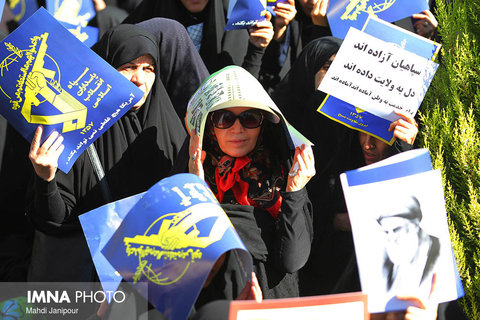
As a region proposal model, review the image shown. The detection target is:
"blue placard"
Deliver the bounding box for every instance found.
[60,21,99,48]
[45,0,98,47]
[327,0,429,40]
[102,173,252,320]
[79,192,146,302]
[226,0,267,30]
[7,0,38,25]
[0,8,143,173]
[45,0,95,26]
[318,15,440,144]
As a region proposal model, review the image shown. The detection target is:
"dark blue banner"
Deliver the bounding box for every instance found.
[0,8,143,172]
[327,0,429,39]
[101,173,252,320]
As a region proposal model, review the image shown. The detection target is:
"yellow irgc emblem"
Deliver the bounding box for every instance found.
[1,32,88,133]
[341,0,396,21]
[8,0,26,22]
[124,182,231,285]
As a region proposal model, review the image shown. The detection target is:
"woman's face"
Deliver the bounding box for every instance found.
[358,132,389,165]
[213,107,262,158]
[117,54,156,110]
[180,0,209,13]
[314,54,336,89]
[297,0,318,17]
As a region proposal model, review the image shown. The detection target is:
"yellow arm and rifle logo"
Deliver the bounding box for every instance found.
[341,0,396,21]
[124,202,231,285]
[22,33,88,133]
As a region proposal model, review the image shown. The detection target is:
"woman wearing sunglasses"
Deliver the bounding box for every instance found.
[171,66,315,308]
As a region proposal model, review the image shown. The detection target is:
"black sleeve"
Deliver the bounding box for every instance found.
[27,153,98,234]
[241,42,266,79]
[33,176,70,224]
[274,187,313,273]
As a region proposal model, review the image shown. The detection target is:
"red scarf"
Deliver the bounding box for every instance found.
[212,155,283,219]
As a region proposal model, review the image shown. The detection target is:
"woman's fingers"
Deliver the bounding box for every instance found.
[251,272,263,303]
[29,127,64,182]
[188,129,205,180]
[286,144,315,192]
[30,125,43,155]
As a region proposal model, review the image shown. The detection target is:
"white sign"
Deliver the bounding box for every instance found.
[319,27,438,121]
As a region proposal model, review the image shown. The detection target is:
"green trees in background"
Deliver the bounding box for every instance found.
[419,0,480,318]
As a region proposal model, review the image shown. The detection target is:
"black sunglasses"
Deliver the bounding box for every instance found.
[210,109,264,129]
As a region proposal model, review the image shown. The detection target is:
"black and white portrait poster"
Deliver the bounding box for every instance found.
[340,149,464,313]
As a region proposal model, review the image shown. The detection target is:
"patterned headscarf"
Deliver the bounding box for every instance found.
[202,120,285,219]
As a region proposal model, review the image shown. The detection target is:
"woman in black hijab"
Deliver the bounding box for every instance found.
[171,66,315,300]
[123,0,272,77]
[272,37,365,296]
[26,24,187,282]
[136,17,210,120]
[272,37,418,296]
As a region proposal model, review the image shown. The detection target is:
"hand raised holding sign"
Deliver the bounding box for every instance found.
[189,129,206,181]
[29,125,64,182]
[249,11,274,48]
[389,110,418,145]
[286,144,316,192]
[273,0,296,41]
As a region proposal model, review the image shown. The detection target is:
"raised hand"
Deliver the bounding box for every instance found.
[249,11,274,48]
[311,0,329,26]
[412,10,438,39]
[389,110,418,145]
[273,0,297,41]
[29,125,64,182]
[188,129,206,180]
[286,144,315,192]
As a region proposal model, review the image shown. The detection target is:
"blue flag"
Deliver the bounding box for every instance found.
[46,0,99,47]
[59,21,99,48]
[7,0,38,25]
[226,0,267,30]
[45,0,95,24]
[79,192,146,302]
[0,7,143,172]
[318,16,440,144]
[327,0,429,39]
[101,173,252,320]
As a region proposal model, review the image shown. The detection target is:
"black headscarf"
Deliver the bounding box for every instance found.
[272,37,363,296]
[122,0,251,73]
[136,18,210,120]
[27,24,187,282]
[272,36,362,178]
[88,6,129,39]
[90,24,187,200]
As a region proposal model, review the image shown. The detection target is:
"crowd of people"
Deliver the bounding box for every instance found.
[0,0,468,319]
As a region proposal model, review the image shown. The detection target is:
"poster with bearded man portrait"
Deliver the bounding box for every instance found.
[340,150,464,313]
